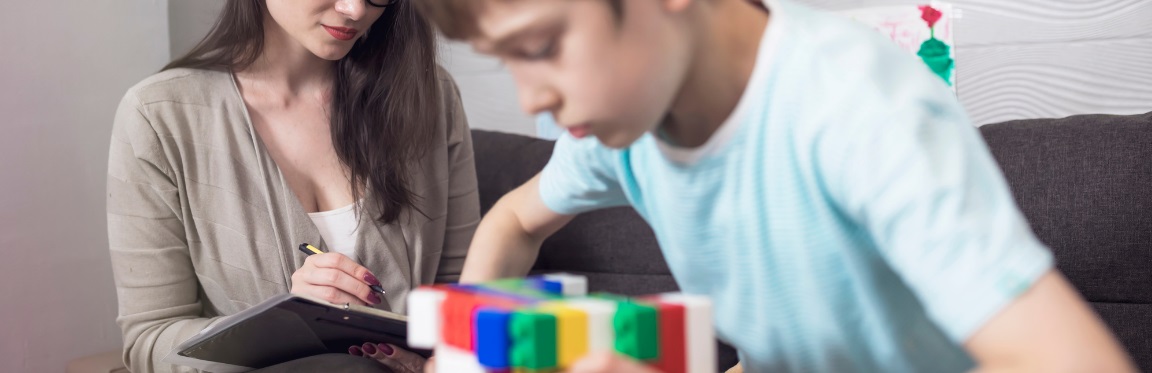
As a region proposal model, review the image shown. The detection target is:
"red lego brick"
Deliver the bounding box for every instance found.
[441,291,480,351]
[645,298,687,373]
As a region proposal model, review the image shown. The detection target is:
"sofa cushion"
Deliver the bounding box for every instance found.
[980,112,1152,370]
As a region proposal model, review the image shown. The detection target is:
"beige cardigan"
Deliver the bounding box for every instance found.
[106,68,480,372]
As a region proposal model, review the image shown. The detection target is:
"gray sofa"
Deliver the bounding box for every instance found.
[70,113,1151,372]
[472,111,1152,372]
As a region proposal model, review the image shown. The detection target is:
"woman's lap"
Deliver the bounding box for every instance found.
[251,353,391,372]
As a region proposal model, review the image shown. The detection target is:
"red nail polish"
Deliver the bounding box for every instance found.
[363,273,381,286]
[368,292,382,305]
[348,346,362,356]
[362,343,377,355]
[379,343,394,356]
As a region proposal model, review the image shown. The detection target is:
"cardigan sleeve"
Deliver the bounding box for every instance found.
[433,75,481,284]
[107,90,219,373]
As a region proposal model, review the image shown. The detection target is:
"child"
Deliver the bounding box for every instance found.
[414,0,1135,372]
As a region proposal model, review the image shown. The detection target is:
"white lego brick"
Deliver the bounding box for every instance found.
[543,273,588,297]
[660,293,717,373]
[435,344,487,373]
[406,287,446,349]
[563,298,617,353]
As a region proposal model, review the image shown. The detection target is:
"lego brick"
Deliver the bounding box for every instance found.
[539,279,564,295]
[562,298,617,353]
[509,309,558,370]
[542,273,588,297]
[434,344,487,373]
[660,294,716,373]
[407,287,446,349]
[456,281,562,302]
[613,301,660,361]
[537,304,588,368]
[453,285,537,308]
[441,290,481,351]
[647,298,687,373]
[474,307,512,369]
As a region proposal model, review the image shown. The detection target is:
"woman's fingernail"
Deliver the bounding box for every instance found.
[348,346,362,356]
[379,343,394,356]
[368,292,382,305]
[363,273,381,286]
[362,343,377,355]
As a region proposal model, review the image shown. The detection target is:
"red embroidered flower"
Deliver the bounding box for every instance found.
[919,5,943,28]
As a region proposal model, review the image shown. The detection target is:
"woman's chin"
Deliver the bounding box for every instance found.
[310,45,354,61]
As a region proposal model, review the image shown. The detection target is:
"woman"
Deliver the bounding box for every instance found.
[106,0,478,371]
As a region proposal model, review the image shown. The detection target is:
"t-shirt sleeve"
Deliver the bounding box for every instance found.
[537,116,630,215]
[822,98,1054,343]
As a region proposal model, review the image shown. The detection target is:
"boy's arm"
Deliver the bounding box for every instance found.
[965,271,1136,372]
[821,90,1133,370]
[459,173,576,283]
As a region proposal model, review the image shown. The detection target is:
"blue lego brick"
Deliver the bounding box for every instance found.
[474,307,512,369]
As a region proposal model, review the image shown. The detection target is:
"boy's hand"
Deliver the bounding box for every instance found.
[568,352,661,373]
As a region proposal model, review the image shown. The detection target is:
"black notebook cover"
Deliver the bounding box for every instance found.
[174,293,430,369]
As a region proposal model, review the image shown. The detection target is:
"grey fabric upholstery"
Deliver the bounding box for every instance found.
[980,112,1152,371]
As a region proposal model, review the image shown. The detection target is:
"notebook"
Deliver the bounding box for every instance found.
[164,293,428,372]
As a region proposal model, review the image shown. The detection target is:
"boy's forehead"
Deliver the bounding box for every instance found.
[470,0,567,51]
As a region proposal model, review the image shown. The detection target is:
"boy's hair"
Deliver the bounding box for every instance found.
[414,0,624,40]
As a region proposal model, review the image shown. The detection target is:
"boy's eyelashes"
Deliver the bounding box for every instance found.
[518,38,559,60]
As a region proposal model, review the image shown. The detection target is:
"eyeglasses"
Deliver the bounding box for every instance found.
[366,0,400,8]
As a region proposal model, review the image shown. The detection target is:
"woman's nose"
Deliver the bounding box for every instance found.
[334,0,367,21]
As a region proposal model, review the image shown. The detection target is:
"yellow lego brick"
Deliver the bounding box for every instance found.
[537,304,589,368]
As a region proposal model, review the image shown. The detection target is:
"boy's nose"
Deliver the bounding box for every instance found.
[335,0,366,21]
[518,86,561,117]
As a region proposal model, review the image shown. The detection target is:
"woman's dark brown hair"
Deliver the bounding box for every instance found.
[166,0,440,224]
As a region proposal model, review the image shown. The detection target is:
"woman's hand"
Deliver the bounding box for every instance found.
[349,343,427,373]
[290,252,382,306]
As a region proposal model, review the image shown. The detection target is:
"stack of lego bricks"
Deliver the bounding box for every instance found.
[407,273,716,373]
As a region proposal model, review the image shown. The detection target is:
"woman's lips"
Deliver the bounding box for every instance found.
[323,25,358,41]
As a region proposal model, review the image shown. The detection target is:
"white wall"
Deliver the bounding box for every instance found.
[169,0,226,59]
[796,0,1152,125]
[0,1,170,372]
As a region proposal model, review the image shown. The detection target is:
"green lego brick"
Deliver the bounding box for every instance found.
[510,309,558,370]
[613,300,660,361]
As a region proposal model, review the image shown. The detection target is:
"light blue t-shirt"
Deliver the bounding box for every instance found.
[537,0,1053,371]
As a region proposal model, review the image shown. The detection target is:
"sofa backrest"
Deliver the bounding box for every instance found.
[980,112,1152,370]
